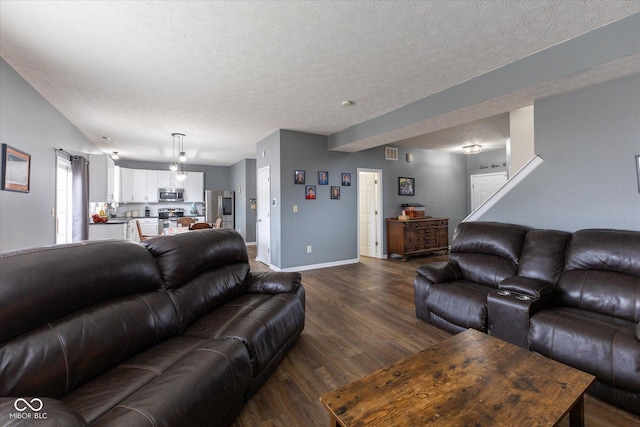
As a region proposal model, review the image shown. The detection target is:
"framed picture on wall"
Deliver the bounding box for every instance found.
[330,186,340,200]
[318,171,328,185]
[305,185,316,199]
[398,177,414,196]
[636,155,640,193]
[294,170,305,184]
[341,173,351,186]
[1,143,31,193]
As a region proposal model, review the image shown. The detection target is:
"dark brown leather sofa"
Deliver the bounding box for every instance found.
[0,229,305,426]
[414,221,640,415]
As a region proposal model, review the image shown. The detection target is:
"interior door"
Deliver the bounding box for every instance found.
[358,169,382,258]
[471,172,508,211]
[257,166,271,265]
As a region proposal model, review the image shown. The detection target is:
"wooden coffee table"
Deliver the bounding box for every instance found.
[320,329,594,426]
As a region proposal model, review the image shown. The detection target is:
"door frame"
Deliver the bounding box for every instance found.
[256,166,271,265]
[357,168,384,259]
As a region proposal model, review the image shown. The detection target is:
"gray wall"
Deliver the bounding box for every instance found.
[230,158,257,242]
[0,59,100,252]
[258,130,468,270]
[480,74,640,231]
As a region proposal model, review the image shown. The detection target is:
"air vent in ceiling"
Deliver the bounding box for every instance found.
[385,147,398,161]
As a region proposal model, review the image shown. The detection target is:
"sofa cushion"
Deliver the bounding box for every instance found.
[0,290,178,398]
[558,229,640,322]
[0,240,163,343]
[448,222,529,287]
[518,229,571,284]
[426,281,494,332]
[62,337,252,426]
[183,290,306,377]
[529,307,640,393]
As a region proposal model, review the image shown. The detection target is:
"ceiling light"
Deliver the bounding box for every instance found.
[178,151,187,162]
[170,133,186,171]
[462,144,482,154]
[170,162,178,171]
[111,151,119,160]
[341,100,354,107]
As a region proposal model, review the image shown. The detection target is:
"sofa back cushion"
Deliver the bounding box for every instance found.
[143,229,251,332]
[518,229,571,284]
[558,229,640,322]
[449,222,529,287]
[0,240,176,397]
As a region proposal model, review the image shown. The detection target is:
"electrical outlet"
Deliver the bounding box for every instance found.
[306,245,312,253]
[293,205,298,213]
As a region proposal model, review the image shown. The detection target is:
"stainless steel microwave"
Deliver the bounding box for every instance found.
[158,188,184,202]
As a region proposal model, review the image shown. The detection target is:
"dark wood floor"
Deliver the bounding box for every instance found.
[233,249,640,427]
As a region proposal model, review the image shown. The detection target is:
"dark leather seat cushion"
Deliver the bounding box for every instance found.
[62,337,251,426]
[426,281,494,331]
[529,307,640,393]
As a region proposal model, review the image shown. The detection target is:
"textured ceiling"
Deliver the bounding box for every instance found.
[1,1,639,165]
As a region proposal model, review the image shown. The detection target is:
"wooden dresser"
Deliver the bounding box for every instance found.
[386,217,449,261]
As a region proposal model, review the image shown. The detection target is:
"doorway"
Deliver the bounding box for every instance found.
[357,169,383,258]
[256,166,271,265]
[56,155,73,244]
[470,172,508,211]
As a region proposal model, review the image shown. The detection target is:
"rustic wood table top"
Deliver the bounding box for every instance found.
[320,329,595,427]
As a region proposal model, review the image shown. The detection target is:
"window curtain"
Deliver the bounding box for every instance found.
[71,155,89,242]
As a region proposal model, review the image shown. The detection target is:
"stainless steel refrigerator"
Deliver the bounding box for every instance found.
[205,190,235,229]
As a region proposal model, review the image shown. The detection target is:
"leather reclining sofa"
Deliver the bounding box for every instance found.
[0,229,305,426]
[414,221,640,415]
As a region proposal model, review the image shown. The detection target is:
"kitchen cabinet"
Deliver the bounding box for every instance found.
[88,222,127,240]
[157,170,174,189]
[129,218,158,242]
[184,171,204,202]
[89,154,115,202]
[386,217,449,261]
[119,168,158,203]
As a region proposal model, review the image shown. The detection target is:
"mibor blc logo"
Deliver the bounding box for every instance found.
[10,398,47,420]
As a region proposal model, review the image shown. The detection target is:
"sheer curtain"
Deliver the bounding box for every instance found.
[71,155,89,241]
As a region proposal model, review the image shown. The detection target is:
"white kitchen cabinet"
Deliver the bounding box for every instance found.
[88,222,127,240]
[88,154,115,202]
[129,218,158,241]
[157,170,174,189]
[184,171,204,202]
[120,168,158,203]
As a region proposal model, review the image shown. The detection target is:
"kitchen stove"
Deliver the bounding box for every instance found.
[157,208,184,234]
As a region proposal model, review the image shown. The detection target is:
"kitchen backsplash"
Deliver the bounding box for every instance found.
[91,201,205,217]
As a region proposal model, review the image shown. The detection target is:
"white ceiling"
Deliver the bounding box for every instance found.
[1,1,639,165]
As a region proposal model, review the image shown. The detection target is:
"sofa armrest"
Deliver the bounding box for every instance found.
[0,397,89,427]
[415,262,460,284]
[498,276,556,299]
[246,271,302,294]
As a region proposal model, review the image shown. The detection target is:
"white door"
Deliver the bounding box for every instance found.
[256,166,271,265]
[358,169,382,258]
[471,172,508,211]
[56,156,73,244]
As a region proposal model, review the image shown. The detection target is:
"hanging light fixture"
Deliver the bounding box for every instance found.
[111,151,119,160]
[170,133,186,171]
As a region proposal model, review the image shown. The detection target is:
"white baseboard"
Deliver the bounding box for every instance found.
[269,258,360,272]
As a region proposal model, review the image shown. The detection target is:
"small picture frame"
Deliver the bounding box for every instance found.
[294,170,305,184]
[2,143,31,193]
[305,185,316,199]
[398,177,415,196]
[636,154,640,193]
[330,186,340,200]
[318,171,328,185]
[341,173,351,186]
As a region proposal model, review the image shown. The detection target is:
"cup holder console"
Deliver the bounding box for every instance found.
[496,290,511,296]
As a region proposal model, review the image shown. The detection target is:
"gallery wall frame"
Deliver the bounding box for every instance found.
[1,143,31,193]
[398,177,414,196]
